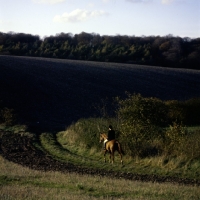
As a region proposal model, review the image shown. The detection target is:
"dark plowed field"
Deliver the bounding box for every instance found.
[1,55,200,131]
[1,130,199,186]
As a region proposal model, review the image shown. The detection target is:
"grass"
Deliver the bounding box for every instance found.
[1,124,200,199]
[1,123,200,180]
[39,127,200,180]
[1,155,200,200]
[40,132,103,168]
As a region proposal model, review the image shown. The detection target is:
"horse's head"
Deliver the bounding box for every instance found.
[99,133,104,143]
[99,133,107,143]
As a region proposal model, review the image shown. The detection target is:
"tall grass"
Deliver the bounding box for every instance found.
[61,118,121,149]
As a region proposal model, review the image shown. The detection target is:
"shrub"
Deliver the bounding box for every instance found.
[0,107,16,125]
[165,100,185,124]
[116,93,167,157]
[163,122,187,156]
[183,98,200,125]
[182,130,200,159]
[64,118,120,150]
[161,123,200,159]
[165,98,200,125]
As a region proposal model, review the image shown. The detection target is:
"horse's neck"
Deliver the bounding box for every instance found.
[103,134,108,140]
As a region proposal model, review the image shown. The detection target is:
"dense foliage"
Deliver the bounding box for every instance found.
[116,94,167,156]
[0,101,15,125]
[116,94,200,158]
[67,94,200,159]
[0,32,200,69]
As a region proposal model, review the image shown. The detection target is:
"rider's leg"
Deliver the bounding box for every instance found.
[103,139,108,150]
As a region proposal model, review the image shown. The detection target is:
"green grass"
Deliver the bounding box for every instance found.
[1,124,200,199]
[39,128,200,180]
[0,155,200,200]
[1,123,200,180]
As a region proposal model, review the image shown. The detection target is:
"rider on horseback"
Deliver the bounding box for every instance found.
[104,125,115,150]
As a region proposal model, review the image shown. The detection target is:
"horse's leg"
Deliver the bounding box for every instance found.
[103,150,107,163]
[108,150,113,164]
[112,151,114,164]
[119,152,123,165]
[117,143,123,165]
[109,153,112,163]
[110,150,114,164]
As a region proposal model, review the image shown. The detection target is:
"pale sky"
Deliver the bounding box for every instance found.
[0,0,199,38]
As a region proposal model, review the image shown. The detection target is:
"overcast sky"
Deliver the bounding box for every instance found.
[0,0,199,38]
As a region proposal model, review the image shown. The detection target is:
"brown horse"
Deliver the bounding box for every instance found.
[99,133,124,165]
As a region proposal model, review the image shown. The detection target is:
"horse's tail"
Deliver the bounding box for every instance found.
[115,140,125,155]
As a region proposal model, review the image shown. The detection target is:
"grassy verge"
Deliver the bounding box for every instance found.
[1,155,200,200]
[1,123,200,199]
[1,123,200,180]
[39,132,122,171]
[39,127,200,180]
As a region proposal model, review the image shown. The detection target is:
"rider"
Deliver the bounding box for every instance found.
[104,125,115,150]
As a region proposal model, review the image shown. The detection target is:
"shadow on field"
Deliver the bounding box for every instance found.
[1,55,200,132]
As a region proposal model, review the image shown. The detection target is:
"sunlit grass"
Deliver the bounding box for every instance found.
[0,155,200,200]
[1,124,200,199]
[1,123,199,180]
[37,129,200,180]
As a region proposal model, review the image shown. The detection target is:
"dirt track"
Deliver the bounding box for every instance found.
[1,130,199,186]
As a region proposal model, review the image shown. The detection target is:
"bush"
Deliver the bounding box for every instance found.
[165,100,185,124]
[62,94,200,160]
[163,122,187,156]
[161,123,200,159]
[165,98,200,125]
[116,93,167,157]
[183,98,200,125]
[64,118,120,150]
[0,107,16,125]
[60,93,200,161]
[182,130,200,159]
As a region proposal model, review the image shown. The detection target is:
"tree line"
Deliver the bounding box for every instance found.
[0,31,200,69]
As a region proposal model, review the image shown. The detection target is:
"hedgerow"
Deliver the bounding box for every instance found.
[68,94,200,159]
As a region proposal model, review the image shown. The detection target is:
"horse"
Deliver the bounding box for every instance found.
[99,133,124,165]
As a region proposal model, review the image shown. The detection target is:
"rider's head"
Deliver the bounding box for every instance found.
[109,125,113,130]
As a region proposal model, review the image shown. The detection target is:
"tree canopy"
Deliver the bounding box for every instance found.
[0,32,199,69]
